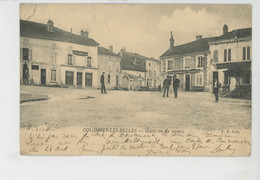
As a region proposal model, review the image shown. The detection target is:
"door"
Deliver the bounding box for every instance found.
[77,72,82,86]
[122,76,129,89]
[65,71,74,85]
[213,71,219,93]
[185,74,190,91]
[41,69,46,85]
[116,75,119,87]
[85,73,92,87]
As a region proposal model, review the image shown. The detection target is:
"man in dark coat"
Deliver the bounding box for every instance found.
[213,79,220,102]
[173,74,180,98]
[100,72,107,94]
[23,62,29,84]
[163,76,171,97]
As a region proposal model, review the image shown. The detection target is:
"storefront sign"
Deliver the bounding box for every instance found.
[72,50,88,56]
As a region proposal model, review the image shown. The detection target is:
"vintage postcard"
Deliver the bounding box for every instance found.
[20,4,252,156]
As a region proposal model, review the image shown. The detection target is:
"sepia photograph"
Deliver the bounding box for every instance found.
[19,4,252,156]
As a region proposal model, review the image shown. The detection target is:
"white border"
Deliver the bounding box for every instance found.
[0,1,259,180]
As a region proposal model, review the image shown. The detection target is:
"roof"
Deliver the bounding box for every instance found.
[160,27,252,58]
[209,27,251,43]
[160,38,212,58]
[122,51,160,63]
[98,46,120,57]
[20,19,99,46]
[121,57,146,72]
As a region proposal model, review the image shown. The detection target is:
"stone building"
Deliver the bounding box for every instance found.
[97,46,121,89]
[208,25,252,94]
[119,49,161,90]
[160,31,211,91]
[20,19,99,88]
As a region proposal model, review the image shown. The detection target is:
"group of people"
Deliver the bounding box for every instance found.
[162,75,180,98]
[100,73,219,102]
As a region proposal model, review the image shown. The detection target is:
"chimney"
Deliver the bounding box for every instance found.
[80,29,89,38]
[169,31,174,51]
[47,20,54,32]
[70,28,73,33]
[109,45,113,52]
[223,24,228,35]
[196,35,202,40]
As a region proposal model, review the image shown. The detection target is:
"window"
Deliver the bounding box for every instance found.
[247,47,250,60]
[154,70,156,77]
[149,63,151,66]
[243,46,251,60]
[224,49,231,62]
[228,49,231,61]
[167,60,174,70]
[23,48,29,60]
[51,69,56,81]
[147,79,152,87]
[107,74,111,83]
[87,57,92,67]
[195,72,204,86]
[149,70,152,76]
[184,57,192,69]
[213,50,218,62]
[68,54,73,65]
[224,49,227,62]
[154,79,157,87]
[197,56,203,68]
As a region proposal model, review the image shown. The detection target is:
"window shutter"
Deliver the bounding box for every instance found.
[192,57,196,69]
[203,56,206,68]
[181,58,183,69]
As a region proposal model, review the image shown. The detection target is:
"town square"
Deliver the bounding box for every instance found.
[19,4,252,156]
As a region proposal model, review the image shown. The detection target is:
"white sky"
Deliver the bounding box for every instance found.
[20,4,252,59]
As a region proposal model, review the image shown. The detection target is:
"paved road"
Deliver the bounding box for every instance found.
[20,85,251,130]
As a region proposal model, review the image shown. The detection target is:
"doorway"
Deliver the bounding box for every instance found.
[185,74,190,91]
[77,72,82,87]
[41,69,46,85]
[85,73,92,87]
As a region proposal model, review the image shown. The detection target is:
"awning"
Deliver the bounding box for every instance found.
[216,61,251,69]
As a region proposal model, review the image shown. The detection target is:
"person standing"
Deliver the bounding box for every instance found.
[163,76,171,97]
[213,79,219,102]
[173,75,180,98]
[23,62,29,84]
[100,72,107,94]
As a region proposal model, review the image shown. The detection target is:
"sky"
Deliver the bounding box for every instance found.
[20,4,252,59]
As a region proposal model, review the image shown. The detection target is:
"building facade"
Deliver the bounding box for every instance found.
[20,19,99,88]
[160,32,211,91]
[119,49,146,90]
[98,46,121,89]
[208,25,252,95]
[119,49,161,90]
